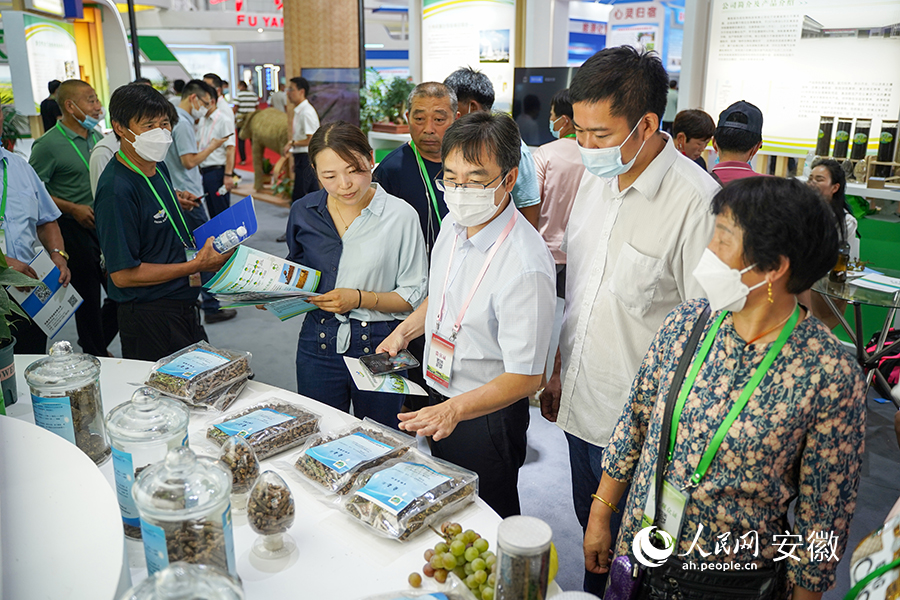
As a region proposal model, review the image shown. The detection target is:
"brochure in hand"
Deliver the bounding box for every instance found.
[204,245,321,319]
[7,249,83,338]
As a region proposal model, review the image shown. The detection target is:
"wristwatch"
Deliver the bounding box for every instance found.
[51,248,69,261]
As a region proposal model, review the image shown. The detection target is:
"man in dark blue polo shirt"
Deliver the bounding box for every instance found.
[94,84,230,361]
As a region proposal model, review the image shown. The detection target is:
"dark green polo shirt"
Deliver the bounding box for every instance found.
[28,122,100,208]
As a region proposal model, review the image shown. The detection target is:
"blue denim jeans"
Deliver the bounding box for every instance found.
[296,314,404,428]
[566,432,631,596]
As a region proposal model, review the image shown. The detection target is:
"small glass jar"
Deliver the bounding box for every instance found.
[494,515,553,600]
[132,446,237,578]
[107,387,190,540]
[24,341,110,465]
[117,561,243,600]
[218,436,260,514]
[248,471,296,559]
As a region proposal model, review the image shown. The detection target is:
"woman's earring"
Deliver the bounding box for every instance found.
[767,281,774,303]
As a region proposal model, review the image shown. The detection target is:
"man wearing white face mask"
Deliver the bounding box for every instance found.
[30,79,117,358]
[94,84,231,362]
[378,111,556,518]
[538,47,718,595]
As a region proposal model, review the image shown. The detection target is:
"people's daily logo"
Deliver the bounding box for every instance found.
[633,526,675,568]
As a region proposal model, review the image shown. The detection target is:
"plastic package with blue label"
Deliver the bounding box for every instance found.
[206,398,321,460]
[292,418,415,496]
[358,572,478,600]
[341,449,478,542]
[144,341,252,411]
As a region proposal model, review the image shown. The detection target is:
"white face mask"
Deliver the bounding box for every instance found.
[692,248,765,313]
[578,119,647,179]
[549,116,563,139]
[128,127,173,163]
[190,97,206,121]
[444,183,506,228]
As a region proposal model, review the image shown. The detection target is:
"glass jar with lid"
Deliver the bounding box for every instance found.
[107,387,190,540]
[132,446,237,578]
[118,562,243,600]
[24,340,110,465]
[495,515,553,600]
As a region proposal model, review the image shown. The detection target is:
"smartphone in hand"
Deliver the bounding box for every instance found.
[359,350,420,375]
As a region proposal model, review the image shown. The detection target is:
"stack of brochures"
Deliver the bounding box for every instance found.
[204,245,322,320]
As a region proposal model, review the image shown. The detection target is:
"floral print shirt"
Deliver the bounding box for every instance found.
[603,299,866,592]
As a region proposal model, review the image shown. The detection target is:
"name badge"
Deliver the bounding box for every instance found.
[186,248,201,287]
[0,229,7,256]
[642,479,689,543]
[425,333,455,389]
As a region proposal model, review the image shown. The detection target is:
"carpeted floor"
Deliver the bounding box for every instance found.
[49,189,900,597]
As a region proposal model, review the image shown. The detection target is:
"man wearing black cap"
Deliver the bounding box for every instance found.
[711,100,767,185]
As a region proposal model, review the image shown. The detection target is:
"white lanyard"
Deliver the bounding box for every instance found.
[435,210,517,342]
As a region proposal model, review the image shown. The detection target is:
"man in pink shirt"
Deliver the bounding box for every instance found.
[710,100,767,185]
[534,88,585,299]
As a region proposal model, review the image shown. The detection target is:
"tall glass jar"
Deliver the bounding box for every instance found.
[118,562,243,600]
[495,515,553,600]
[815,116,834,156]
[132,446,237,578]
[24,341,110,465]
[850,118,872,161]
[832,117,853,159]
[107,387,190,540]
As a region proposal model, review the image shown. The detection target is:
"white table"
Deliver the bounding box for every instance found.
[8,356,556,599]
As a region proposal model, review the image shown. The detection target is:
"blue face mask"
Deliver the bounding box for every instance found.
[549,116,563,139]
[578,120,647,179]
[73,102,101,131]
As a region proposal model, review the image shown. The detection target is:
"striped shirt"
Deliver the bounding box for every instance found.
[235,90,259,114]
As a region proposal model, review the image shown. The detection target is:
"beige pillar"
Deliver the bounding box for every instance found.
[283,0,360,82]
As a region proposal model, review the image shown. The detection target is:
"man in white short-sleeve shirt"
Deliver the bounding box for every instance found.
[283,76,321,202]
[540,47,717,595]
[196,88,236,218]
[379,111,556,518]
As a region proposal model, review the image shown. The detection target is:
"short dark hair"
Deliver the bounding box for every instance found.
[550,88,573,119]
[173,79,185,94]
[309,121,372,172]
[569,46,668,127]
[48,80,62,95]
[133,77,152,86]
[711,177,839,294]
[238,81,248,90]
[714,111,762,153]
[810,157,850,242]
[181,79,215,102]
[56,79,93,109]
[673,109,715,142]
[443,67,494,111]
[203,73,223,89]
[441,111,520,175]
[669,80,678,89]
[109,83,174,140]
[289,76,310,96]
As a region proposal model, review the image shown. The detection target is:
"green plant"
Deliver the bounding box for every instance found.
[261,157,274,176]
[1,93,27,150]
[0,250,42,345]
[359,68,415,134]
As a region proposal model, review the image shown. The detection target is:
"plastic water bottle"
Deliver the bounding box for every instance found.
[802,149,815,177]
[213,225,247,253]
[217,185,228,196]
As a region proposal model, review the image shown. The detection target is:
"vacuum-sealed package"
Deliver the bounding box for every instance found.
[207,399,321,460]
[341,450,478,541]
[293,418,414,496]
[145,342,251,410]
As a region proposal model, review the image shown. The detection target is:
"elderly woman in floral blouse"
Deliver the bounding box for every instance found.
[585,177,866,600]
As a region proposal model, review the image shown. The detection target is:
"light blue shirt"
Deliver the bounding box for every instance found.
[512,139,540,208]
[333,184,429,353]
[1,148,62,262]
[165,105,204,196]
[424,200,556,396]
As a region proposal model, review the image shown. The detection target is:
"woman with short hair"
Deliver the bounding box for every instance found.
[584,177,866,600]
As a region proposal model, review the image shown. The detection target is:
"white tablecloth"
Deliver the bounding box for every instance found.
[8,355,557,599]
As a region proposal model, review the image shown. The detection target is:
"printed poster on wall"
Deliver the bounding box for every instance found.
[422,0,516,113]
[703,0,900,155]
[24,14,78,112]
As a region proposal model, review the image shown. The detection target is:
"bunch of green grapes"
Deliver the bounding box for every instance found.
[408,521,497,600]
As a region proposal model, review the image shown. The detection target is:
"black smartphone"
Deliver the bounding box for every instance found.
[359,350,420,375]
